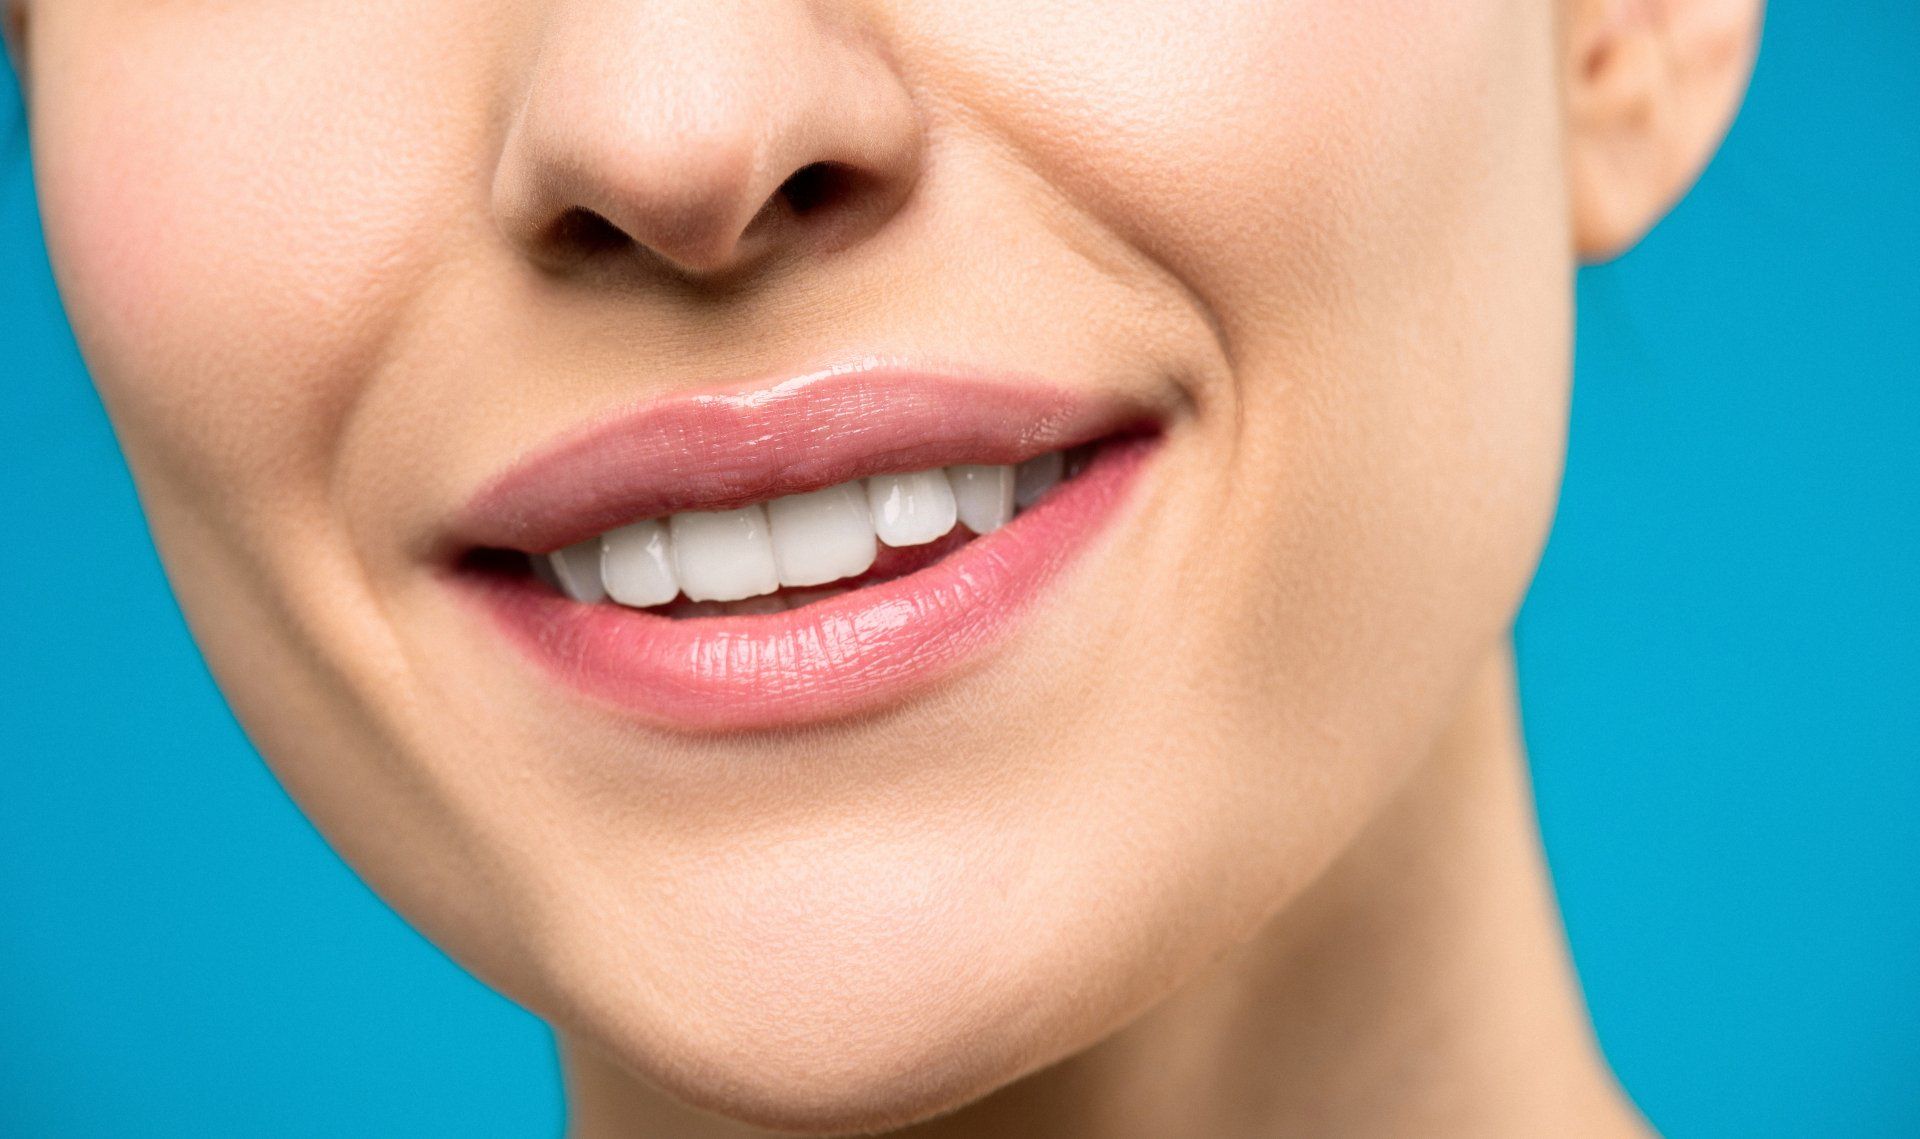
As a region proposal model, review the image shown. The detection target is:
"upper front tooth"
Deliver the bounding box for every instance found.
[601,518,679,608]
[669,505,780,602]
[767,482,878,587]
[866,469,958,547]
[946,465,1015,534]
[1013,451,1064,509]
[548,538,607,604]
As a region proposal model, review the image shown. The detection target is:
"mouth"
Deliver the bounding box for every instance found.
[448,362,1163,731]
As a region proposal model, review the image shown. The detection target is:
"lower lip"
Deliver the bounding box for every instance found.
[464,436,1155,732]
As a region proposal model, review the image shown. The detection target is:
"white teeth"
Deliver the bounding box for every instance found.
[866,469,959,547]
[1013,451,1064,509]
[668,505,780,602]
[946,464,1015,534]
[601,519,679,608]
[540,448,1083,607]
[547,539,607,604]
[767,482,878,587]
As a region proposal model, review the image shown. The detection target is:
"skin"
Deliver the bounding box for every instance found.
[10,1,1761,1135]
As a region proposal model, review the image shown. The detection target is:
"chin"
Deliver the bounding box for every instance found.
[550,932,1099,1134]
[514,798,1247,1137]
[592,1009,1043,1135]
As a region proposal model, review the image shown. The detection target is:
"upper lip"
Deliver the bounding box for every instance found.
[451,359,1163,556]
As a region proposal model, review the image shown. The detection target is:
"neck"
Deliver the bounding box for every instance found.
[562,643,1646,1138]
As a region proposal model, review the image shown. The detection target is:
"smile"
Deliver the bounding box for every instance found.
[535,444,1098,618]
[449,362,1163,731]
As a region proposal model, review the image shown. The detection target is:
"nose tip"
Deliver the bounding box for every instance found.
[491,1,922,282]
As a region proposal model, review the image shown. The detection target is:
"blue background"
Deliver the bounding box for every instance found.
[3,7,1915,1135]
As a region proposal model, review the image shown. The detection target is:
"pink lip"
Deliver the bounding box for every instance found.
[451,364,1162,731]
[454,363,1158,556]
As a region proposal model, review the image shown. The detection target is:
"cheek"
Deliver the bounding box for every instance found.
[915,0,1572,574]
[910,0,1560,317]
[925,1,1572,775]
[30,6,490,528]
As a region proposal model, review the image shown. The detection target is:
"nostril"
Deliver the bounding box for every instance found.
[776,162,861,218]
[523,163,883,276]
[544,206,632,261]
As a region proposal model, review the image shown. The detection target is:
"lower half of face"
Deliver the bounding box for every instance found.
[31,0,1570,1130]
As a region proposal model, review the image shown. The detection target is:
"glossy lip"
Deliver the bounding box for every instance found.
[451,359,1160,556]
[448,362,1164,732]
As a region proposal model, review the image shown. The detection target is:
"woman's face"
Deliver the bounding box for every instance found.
[25,1,1573,1130]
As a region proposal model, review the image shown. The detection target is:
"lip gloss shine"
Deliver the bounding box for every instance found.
[451,364,1160,731]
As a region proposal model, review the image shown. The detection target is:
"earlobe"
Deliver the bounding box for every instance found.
[1565,0,1764,262]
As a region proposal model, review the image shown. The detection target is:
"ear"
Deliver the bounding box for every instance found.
[1565,0,1764,262]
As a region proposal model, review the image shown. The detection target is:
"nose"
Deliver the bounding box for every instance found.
[492,0,923,281]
